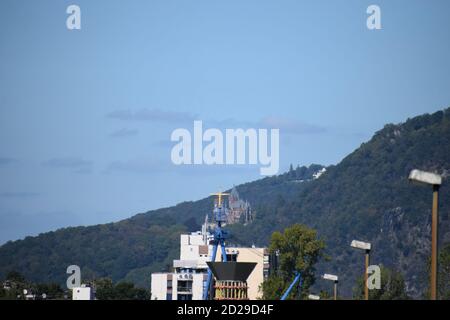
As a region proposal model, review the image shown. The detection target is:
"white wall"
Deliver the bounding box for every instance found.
[72,287,92,300]
[216,247,266,300]
[179,233,210,263]
[151,273,168,300]
[192,273,205,300]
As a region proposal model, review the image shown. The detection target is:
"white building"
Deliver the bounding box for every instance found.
[151,229,270,300]
[72,285,94,300]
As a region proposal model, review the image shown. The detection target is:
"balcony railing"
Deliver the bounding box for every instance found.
[177,286,193,294]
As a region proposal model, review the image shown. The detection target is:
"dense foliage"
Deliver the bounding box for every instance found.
[423,242,450,299]
[261,224,326,299]
[93,278,150,300]
[0,271,150,300]
[0,108,449,298]
[0,271,67,300]
[352,266,410,300]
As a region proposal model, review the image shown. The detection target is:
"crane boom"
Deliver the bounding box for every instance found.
[280,273,302,300]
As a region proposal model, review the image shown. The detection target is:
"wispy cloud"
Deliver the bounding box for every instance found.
[206,116,326,135]
[104,157,259,177]
[0,192,40,198]
[257,116,326,135]
[42,157,93,174]
[104,157,170,175]
[154,115,327,149]
[0,157,18,166]
[106,108,326,136]
[109,128,139,138]
[106,108,197,124]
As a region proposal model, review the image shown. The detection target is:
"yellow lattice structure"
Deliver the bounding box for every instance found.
[214,280,249,300]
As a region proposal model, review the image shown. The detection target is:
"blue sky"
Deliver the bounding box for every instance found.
[1,0,449,244]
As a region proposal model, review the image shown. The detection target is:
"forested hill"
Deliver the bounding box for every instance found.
[0,160,324,289]
[228,107,450,297]
[0,108,449,298]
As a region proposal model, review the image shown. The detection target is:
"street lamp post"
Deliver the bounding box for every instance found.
[351,240,371,300]
[408,169,442,300]
[323,274,338,300]
[364,250,369,300]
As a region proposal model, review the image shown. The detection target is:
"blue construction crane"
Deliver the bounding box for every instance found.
[203,192,230,300]
[280,272,302,300]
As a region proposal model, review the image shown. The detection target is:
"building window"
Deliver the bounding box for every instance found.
[167,280,172,289]
[166,293,172,300]
[177,280,192,293]
[225,254,237,262]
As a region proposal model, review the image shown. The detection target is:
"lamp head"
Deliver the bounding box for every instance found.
[408,169,442,186]
[351,240,371,251]
[323,273,338,282]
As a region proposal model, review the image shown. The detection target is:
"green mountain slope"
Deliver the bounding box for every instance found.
[229,108,450,297]
[0,162,323,289]
[0,108,449,297]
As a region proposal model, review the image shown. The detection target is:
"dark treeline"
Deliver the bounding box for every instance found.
[0,271,150,300]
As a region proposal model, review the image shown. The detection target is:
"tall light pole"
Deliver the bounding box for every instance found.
[323,274,338,300]
[351,240,371,300]
[409,169,442,300]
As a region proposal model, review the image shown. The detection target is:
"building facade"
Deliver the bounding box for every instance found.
[72,286,94,300]
[151,230,269,300]
[227,187,253,224]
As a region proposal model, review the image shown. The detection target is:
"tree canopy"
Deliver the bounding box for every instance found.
[261,224,326,299]
[352,266,410,300]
